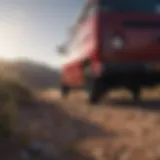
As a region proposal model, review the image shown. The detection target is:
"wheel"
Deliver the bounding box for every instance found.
[82,60,93,92]
[131,86,141,101]
[89,76,107,104]
[61,84,70,98]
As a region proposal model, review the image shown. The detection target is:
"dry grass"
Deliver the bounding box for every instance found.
[0,79,34,137]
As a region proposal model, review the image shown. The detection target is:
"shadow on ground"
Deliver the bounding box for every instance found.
[105,98,160,111]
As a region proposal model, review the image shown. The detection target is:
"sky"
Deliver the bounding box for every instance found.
[0,0,85,69]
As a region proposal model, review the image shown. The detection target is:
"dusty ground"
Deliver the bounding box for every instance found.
[1,89,160,160]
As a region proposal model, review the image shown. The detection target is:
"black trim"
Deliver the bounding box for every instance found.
[102,62,148,73]
[123,21,160,28]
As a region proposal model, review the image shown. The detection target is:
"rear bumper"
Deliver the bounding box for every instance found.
[96,62,160,87]
[102,62,160,74]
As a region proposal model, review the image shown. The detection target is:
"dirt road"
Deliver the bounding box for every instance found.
[31,89,160,160]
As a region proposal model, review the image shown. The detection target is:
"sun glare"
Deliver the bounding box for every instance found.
[0,8,25,58]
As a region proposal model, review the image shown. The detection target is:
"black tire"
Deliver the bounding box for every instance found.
[131,86,141,101]
[82,60,93,92]
[61,84,70,98]
[89,76,107,104]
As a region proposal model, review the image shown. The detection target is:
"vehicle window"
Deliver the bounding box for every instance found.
[99,0,160,13]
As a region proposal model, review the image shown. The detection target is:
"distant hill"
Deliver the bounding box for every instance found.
[0,59,60,89]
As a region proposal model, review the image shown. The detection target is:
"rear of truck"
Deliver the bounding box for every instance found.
[89,0,160,103]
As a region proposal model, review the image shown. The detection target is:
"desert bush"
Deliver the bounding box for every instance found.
[0,79,34,105]
[0,79,34,137]
[0,96,18,137]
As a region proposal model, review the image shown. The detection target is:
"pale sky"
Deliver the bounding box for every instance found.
[0,0,85,69]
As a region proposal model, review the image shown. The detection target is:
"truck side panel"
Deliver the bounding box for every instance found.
[62,6,99,87]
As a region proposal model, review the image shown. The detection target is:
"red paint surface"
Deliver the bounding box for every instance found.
[62,12,98,86]
[100,12,160,62]
[62,11,160,86]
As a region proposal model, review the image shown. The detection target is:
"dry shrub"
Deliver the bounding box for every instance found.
[0,79,34,105]
[0,79,34,137]
[0,90,18,137]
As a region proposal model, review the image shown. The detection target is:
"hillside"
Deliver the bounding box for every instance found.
[0,59,60,89]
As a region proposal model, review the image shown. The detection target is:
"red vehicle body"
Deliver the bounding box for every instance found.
[58,0,160,103]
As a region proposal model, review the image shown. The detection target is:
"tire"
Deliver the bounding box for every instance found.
[89,76,107,104]
[131,86,141,101]
[61,84,70,98]
[82,60,93,92]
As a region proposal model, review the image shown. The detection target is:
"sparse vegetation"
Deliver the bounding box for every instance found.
[0,78,34,137]
[0,92,17,137]
[0,79,34,104]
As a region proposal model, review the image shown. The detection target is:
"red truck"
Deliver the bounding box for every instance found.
[58,0,160,104]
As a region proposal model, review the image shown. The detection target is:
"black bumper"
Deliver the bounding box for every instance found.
[102,62,159,73]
